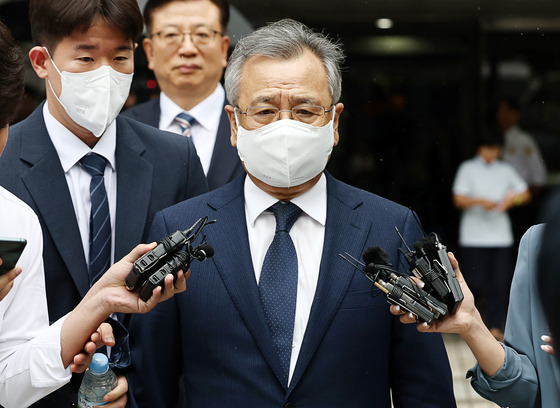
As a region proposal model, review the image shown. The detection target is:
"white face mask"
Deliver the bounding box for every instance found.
[235,112,335,188]
[45,48,133,137]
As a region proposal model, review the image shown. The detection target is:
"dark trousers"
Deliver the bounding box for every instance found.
[460,246,514,330]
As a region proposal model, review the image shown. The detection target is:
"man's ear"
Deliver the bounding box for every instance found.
[333,103,344,146]
[225,105,238,147]
[29,46,50,79]
[220,35,230,69]
[143,37,155,71]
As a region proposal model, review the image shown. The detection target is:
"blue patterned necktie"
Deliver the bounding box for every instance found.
[174,112,196,137]
[259,201,302,386]
[80,153,111,285]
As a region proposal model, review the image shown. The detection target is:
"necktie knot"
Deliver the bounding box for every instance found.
[271,201,302,233]
[175,112,196,137]
[80,153,107,177]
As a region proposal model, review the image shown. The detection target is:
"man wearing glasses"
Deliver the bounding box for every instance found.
[124,0,243,190]
[128,19,455,408]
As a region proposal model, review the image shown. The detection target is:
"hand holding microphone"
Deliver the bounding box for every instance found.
[126,216,216,301]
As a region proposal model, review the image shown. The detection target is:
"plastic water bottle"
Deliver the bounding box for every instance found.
[77,353,117,407]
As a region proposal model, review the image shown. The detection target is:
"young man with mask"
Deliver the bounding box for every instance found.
[127,19,456,408]
[0,0,207,406]
[123,0,243,190]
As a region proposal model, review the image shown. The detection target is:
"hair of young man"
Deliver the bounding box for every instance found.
[0,22,25,128]
[477,126,505,148]
[224,18,345,107]
[498,96,521,113]
[29,0,143,53]
[143,0,230,35]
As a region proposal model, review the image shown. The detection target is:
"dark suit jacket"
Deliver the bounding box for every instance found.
[0,102,208,407]
[128,173,456,408]
[122,97,244,190]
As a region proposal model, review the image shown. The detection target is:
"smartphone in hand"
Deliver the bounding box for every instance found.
[0,238,27,275]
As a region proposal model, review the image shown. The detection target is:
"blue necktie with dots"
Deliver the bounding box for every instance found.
[174,112,196,137]
[259,201,302,386]
[80,153,111,285]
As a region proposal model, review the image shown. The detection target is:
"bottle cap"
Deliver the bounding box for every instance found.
[89,353,109,375]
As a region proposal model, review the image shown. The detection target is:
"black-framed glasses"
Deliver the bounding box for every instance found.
[235,105,334,128]
[150,26,223,47]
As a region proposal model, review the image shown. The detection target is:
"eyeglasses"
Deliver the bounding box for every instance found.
[150,26,223,48]
[235,105,334,128]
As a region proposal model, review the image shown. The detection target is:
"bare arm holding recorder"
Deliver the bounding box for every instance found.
[390,252,506,377]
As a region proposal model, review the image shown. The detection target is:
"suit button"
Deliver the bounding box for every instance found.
[284,404,295,408]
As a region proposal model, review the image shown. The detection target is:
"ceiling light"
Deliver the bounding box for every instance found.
[376,18,394,29]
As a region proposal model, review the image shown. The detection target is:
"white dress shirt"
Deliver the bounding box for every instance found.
[0,186,71,408]
[43,103,117,266]
[159,84,225,176]
[453,155,528,247]
[244,174,326,385]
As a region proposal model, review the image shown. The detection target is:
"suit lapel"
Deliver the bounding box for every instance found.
[208,178,289,388]
[114,116,153,260]
[288,174,370,391]
[19,107,90,296]
[206,104,242,190]
[127,98,161,128]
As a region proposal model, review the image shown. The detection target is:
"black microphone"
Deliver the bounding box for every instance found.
[192,243,214,261]
[138,250,191,302]
[413,234,438,261]
[363,246,390,266]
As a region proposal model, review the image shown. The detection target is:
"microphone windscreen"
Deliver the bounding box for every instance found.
[197,244,215,259]
[363,246,389,266]
[414,235,438,260]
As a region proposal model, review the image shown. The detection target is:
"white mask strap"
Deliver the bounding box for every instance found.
[43,47,66,105]
[43,47,63,76]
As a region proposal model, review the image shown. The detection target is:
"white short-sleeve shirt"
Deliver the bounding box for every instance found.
[453,156,527,247]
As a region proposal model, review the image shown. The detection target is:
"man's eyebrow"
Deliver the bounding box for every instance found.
[250,95,275,105]
[291,96,321,105]
[73,44,133,52]
[249,96,324,107]
[75,44,98,52]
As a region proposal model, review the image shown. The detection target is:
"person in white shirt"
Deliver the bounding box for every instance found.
[0,186,186,408]
[0,21,187,408]
[452,127,530,340]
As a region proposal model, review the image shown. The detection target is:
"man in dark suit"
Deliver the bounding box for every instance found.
[123,0,243,190]
[128,19,456,407]
[0,0,207,406]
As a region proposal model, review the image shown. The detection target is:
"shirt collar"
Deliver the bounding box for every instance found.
[159,83,225,132]
[475,154,497,167]
[244,173,327,227]
[43,102,117,172]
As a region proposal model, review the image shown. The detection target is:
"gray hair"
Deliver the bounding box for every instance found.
[224,19,345,106]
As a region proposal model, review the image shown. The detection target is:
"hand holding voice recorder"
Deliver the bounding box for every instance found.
[125,217,215,301]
